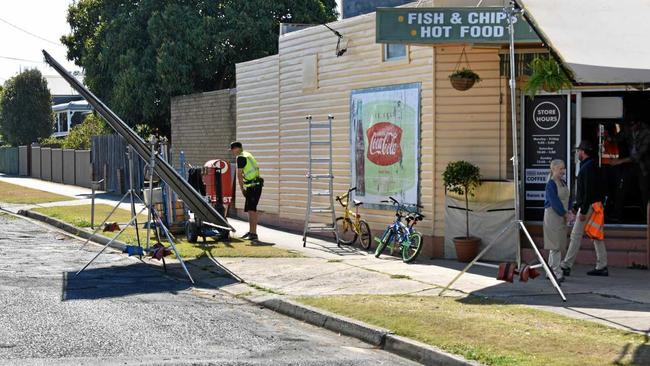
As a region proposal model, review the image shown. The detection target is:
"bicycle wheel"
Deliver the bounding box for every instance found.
[335,217,357,245]
[374,230,392,258]
[402,231,423,263]
[358,220,372,250]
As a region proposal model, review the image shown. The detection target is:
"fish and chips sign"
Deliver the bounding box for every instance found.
[376,7,539,44]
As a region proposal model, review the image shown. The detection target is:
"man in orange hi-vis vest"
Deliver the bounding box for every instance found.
[561,140,609,277]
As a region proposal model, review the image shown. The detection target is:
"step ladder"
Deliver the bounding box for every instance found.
[302,114,339,247]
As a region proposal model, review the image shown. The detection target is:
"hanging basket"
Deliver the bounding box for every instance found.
[450,75,477,91]
[449,48,480,92]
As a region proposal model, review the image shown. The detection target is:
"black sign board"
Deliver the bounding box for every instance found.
[523,95,569,221]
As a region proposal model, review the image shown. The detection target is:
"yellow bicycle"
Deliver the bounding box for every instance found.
[335,187,372,249]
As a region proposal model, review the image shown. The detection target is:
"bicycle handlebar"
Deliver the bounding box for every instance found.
[349,187,357,193]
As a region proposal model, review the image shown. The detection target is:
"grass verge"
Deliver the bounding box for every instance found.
[32,204,301,259]
[297,295,647,366]
[0,181,71,204]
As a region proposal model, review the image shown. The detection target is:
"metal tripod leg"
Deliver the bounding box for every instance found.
[440,220,567,302]
[440,220,517,296]
[519,221,566,301]
[126,146,141,248]
[152,208,194,284]
[75,206,148,276]
[78,190,132,251]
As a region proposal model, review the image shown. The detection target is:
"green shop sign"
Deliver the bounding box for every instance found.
[376,7,540,44]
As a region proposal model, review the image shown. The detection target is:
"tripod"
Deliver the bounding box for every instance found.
[77,145,145,254]
[76,137,195,284]
[441,1,566,302]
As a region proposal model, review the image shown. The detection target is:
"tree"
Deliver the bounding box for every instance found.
[62,0,337,135]
[0,69,53,146]
[40,114,112,150]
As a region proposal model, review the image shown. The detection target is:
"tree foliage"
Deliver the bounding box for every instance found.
[0,69,53,146]
[62,0,337,135]
[41,114,112,150]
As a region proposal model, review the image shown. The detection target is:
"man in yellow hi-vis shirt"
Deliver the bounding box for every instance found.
[230,141,263,241]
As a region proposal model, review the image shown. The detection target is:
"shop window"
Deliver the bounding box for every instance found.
[383,43,407,61]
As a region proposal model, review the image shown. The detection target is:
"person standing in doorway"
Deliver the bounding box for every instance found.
[612,117,650,219]
[561,140,609,276]
[230,141,263,241]
[543,159,571,283]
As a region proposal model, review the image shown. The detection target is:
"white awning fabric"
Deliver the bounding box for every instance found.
[518,0,650,84]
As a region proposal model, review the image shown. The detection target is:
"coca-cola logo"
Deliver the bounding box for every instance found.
[366,122,402,166]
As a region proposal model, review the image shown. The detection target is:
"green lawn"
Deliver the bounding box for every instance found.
[33,204,301,259]
[0,181,71,204]
[298,295,647,366]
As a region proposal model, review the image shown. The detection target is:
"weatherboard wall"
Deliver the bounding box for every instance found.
[235,9,512,254]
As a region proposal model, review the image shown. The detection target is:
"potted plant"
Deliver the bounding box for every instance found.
[442,160,482,262]
[449,68,481,91]
[524,56,572,97]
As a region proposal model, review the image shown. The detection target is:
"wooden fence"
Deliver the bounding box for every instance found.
[92,134,145,193]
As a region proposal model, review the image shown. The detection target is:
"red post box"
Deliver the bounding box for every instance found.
[202,159,233,207]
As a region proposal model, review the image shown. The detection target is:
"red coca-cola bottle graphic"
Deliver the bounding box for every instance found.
[354,100,365,195]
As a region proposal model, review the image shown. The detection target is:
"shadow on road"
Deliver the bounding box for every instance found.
[61,256,239,301]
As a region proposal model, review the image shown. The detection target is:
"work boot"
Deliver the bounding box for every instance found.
[587,267,609,276]
[240,232,252,239]
[561,265,571,277]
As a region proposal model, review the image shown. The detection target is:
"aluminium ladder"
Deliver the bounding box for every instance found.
[302,114,339,247]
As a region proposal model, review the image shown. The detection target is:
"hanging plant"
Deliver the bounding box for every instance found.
[449,48,481,91]
[524,56,572,97]
[450,68,482,91]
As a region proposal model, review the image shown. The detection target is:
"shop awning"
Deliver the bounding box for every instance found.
[518,0,650,84]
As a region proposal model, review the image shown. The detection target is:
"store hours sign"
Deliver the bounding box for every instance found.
[523,95,569,221]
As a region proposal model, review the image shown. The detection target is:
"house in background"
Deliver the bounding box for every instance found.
[51,100,93,137]
[46,74,92,137]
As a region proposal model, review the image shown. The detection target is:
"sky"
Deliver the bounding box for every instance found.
[0,0,80,94]
[0,0,343,94]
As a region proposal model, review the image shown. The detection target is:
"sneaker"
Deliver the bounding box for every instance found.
[587,267,609,276]
[241,232,252,239]
[561,266,571,277]
[248,233,259,241]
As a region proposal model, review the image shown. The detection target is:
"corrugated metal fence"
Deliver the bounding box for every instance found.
[92,134,145,193]
[0,147,19,175]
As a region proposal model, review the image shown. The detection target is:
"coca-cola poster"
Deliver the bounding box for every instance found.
[350,83,420,207]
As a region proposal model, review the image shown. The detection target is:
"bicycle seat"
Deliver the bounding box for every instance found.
[353,199,363,206]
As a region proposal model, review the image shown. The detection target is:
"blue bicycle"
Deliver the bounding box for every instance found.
[374,197,424,263]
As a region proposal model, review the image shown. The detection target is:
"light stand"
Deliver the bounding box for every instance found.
[441,0,567,302]
[75,136,195,284]
[78,146,144,253]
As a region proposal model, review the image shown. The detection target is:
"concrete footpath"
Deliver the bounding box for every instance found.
[2,176,649,339]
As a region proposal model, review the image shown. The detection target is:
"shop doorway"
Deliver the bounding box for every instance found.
[578,91,649,226]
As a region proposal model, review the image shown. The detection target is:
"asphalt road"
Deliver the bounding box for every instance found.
[0,213,416,366]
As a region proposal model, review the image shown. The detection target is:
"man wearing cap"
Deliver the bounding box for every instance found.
[230,142,263,241]
[561,140,608,277]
